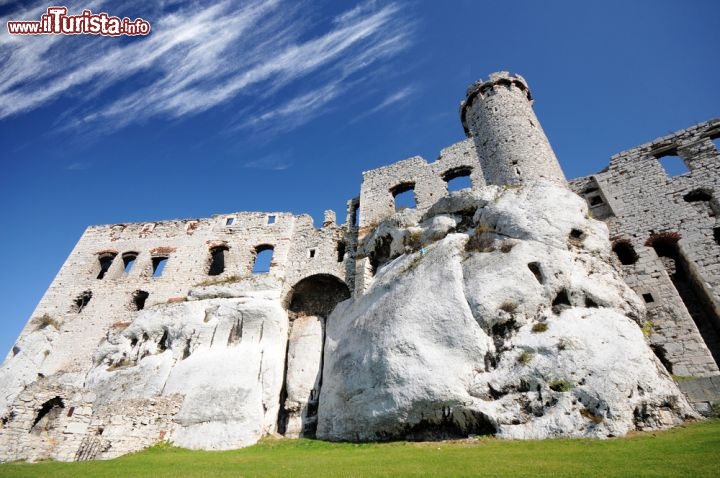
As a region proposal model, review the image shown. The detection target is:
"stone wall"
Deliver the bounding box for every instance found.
[570,119,720,378]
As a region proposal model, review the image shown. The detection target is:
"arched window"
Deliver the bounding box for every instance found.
[152,256,168,277]
[122,252,138,274]
[96,252,117,279]
[253,245,274,274]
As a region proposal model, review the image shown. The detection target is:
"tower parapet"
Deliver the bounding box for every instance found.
[460,71,566,186]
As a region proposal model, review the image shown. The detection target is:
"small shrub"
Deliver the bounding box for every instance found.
[34,314,59,330]
[557,338,571,351]
[499,301,518,313]
[405,230,423,251]
[641,321,654,337]
[710,401,720,418]
[531,323,548,333]
[580,407,604,424]
[465,225,496,253]
[195,275,241,287]
[518,351,534,365]
[499,240,515,253]
[548,379,573,392]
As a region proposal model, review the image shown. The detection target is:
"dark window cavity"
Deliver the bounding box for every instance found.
[225,217,235,226]
[96,253,116,280]
[308,248,316,258]
[208,245,228,276]
[642,293,655,303]
[132,290,149,311]
[612,240,639,265]
[152,256,168,277]
[253,245,274,274]
[588,195,604,206]
[391,182,416,211]
[122,252,138,274]
[337,241,346,262]
[73,290,93,313]
[683,188,713,203]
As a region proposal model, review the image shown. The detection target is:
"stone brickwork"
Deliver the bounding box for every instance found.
[570,119,720,380]
[2,71,719,462]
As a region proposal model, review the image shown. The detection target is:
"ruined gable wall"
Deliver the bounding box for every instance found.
[357,138,484,235]
[570,119,720,378]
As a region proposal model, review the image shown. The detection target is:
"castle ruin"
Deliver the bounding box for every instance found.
[1,72,718,461]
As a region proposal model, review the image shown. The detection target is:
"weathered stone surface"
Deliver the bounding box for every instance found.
[1,72,718,462]
[86,295,288,450]
[318,182,695,441]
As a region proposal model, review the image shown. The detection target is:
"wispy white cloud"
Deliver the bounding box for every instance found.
[243,152,293,170]
[350,85,416,123]
[0,0,414,135]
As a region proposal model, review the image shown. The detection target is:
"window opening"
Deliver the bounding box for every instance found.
[133,290,149,311]
[350,204,358,227]
[642,293,655,303]
[253,246,274,274]
[73,290,92,313]
[267,215,276,225]
[337,241,346,262]
[612,240,639,265]
[656,151,690,177]
[225,217,235,226]
[96,253,116,280]
[308,249,316,258]
[391,183,416,211]
[588,195,604,206]
[208,245,228,276]
[683,189,712,202]
[122,253,138,274]
[443,167,473,192]
[152,256,168,277]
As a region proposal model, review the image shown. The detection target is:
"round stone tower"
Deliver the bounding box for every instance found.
[460,71,566,186]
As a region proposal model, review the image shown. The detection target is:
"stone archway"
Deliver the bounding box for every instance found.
[278,274,350,438]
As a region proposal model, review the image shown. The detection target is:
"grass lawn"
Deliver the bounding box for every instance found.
[1,419,719,477]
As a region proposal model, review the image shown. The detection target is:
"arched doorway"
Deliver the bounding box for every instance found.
[278,274,350,438]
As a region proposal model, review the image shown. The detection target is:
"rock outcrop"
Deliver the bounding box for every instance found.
[318,181,695,441]
[86,291,288,450]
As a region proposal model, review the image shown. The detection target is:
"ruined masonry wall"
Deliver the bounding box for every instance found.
[570,119,720,377]
[358,138,483,235]
[10,212,351,383]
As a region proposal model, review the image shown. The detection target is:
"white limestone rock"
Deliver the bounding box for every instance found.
[281,315,324,437]
[317,181,695,441]
[0,320,59,417]
[86,294,288,450]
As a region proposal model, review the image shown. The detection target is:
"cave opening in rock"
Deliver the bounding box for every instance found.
[278,274,351,438]
[30,396,65,433]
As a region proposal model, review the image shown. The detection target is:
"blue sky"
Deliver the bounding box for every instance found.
[0,0,718,357]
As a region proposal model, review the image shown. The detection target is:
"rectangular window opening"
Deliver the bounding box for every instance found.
[656,151,690,177]
[588,195,604,206]
[391,183,416,211]
[337,241,346,262]
[152,256,168,277]
[225,217,235,226]
[267,215,276,225]
[642,293,655,304]
[308,248,316,258]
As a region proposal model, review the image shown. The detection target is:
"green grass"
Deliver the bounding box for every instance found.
[2,420,719,477]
